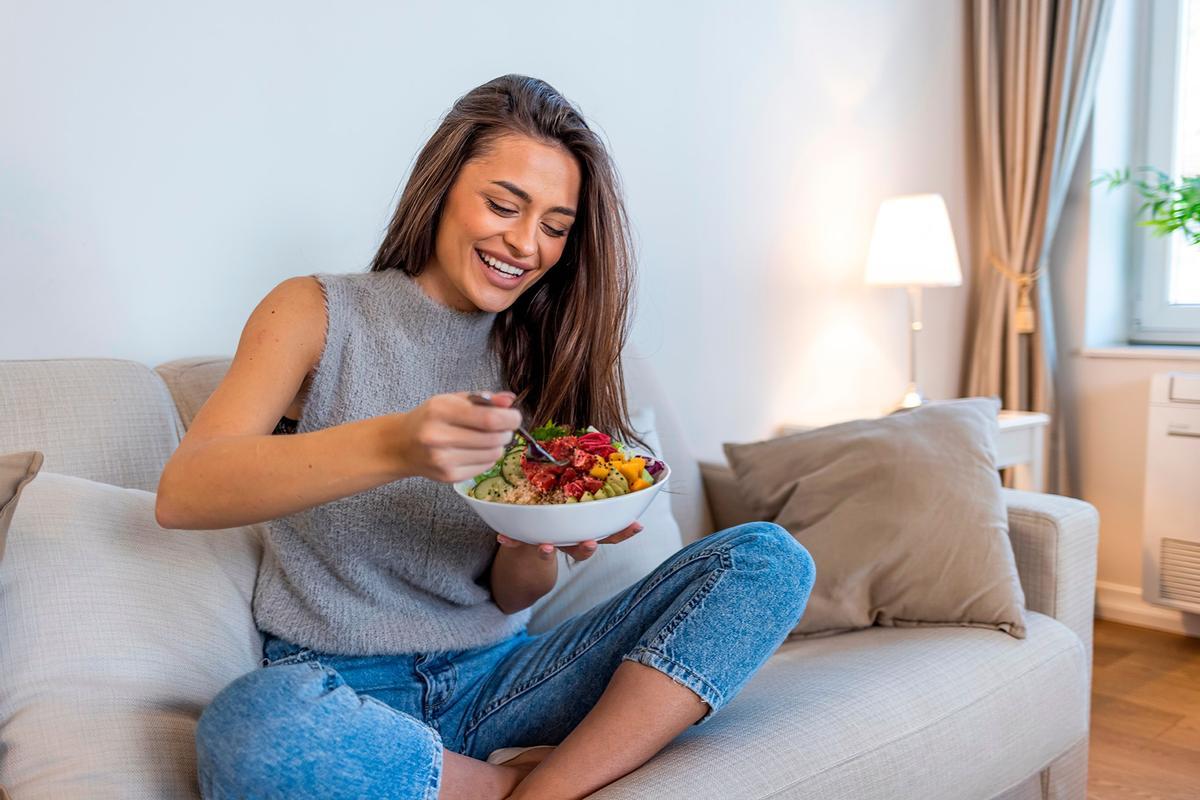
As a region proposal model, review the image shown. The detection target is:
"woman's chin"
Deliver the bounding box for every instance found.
[467,283,522,313]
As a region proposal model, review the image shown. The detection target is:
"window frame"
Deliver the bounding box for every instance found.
[1130,0,1200,345]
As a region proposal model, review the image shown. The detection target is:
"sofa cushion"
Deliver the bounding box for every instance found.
[590,612,1088,800]
[0,472,262,799]
[724,397,1026,639]
[0,359,182,492]
[0,451,42,561]
[154,356,235,429]
[528,409,684,634]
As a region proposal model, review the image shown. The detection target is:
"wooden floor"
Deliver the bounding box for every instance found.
[1088,619,1200,799]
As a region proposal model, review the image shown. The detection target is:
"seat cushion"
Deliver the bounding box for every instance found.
[591,612,1088,800]
[0,472,262,799]
[0,359,182,492]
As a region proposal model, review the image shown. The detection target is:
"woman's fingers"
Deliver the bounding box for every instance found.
[494,522,646,563]
[496,534,556,559]
[455,394,522,433]
[559,541,599,561]
[601,522,644,544]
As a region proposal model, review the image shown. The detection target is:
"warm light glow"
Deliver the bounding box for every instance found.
[864,193,963,287]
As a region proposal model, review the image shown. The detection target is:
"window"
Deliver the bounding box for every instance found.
[1132,0,1200,344]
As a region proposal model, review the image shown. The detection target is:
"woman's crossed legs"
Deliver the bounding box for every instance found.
[195,522,815,800]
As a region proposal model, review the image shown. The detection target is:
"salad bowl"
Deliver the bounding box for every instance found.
[454,464,671,546]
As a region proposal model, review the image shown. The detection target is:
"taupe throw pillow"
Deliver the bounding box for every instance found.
[723,397,1026,639]
[0,451,43,561]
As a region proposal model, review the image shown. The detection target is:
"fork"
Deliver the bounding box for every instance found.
[466,392,569,466]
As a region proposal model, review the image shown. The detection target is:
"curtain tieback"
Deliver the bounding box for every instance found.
[988,255,1041,335]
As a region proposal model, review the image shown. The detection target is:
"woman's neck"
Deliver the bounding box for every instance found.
[414,265,478,313]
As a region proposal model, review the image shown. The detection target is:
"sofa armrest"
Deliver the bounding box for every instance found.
[1001,488,1099,662]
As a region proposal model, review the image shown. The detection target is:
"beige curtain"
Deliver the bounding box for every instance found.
[963,0,1113,495]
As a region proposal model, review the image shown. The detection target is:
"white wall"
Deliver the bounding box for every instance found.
[1,0,971,462]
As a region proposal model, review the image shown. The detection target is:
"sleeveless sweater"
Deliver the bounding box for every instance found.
[252,268,531,656]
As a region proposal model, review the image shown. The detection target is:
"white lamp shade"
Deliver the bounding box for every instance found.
[864,193,963,287]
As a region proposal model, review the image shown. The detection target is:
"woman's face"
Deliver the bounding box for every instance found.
[420,133,582,313]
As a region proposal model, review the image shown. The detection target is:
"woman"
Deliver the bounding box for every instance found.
[159,74,815,800]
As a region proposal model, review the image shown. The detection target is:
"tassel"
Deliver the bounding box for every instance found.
[1014,277,1036,334]
[988,255,1040,335]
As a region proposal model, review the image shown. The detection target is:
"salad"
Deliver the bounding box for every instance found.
[467,422,666,505]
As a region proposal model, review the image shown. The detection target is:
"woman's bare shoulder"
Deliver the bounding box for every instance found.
[181,276,328,443]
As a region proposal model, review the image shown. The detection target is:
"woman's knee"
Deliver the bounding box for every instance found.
[196,661,440,797]
[714,522,816,614]
[196,662,343,792]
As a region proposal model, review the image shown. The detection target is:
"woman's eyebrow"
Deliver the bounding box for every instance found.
[490,180,576,218]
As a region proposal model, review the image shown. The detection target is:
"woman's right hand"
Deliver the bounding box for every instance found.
[387,391,522,483]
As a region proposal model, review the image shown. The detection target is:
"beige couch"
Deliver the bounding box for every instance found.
[0,355,1098,799]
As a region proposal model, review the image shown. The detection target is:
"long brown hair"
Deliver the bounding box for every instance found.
[369,75,640,445]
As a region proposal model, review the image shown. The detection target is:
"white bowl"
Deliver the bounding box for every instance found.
[454,465,671,546]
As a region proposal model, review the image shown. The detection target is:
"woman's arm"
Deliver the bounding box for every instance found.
[156,277,518,530]
[489,543,559,614]
[487,521,646,614]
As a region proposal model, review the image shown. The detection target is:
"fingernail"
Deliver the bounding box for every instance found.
[584,543,597,550]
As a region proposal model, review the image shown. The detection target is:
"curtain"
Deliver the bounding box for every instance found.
[963,0,1114,495]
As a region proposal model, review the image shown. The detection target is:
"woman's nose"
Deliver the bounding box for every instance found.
[503,220,538,259]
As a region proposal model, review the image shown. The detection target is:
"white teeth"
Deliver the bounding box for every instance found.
[478,250,525,277]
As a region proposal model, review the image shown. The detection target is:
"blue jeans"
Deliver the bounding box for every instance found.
[195,522,815,799]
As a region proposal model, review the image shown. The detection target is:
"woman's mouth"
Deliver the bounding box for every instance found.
[476,249,527,286]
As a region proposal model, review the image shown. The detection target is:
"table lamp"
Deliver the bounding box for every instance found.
[864,193,963,410]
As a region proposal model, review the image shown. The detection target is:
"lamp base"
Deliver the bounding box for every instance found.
[892,385,927,413]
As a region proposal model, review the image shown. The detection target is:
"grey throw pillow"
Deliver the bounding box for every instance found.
[723,397,1026,639]
[0,451,43,561]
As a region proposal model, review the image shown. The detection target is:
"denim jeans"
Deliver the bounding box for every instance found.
[195,522,815,799]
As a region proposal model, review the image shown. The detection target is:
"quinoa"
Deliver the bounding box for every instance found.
[498,481,568,505]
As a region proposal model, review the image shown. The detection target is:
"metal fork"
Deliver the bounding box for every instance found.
[466,392,569,465]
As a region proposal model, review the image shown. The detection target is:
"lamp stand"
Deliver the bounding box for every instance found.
[896,285,926,410]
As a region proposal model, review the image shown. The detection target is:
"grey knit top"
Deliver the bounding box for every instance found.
[252,268,530,656]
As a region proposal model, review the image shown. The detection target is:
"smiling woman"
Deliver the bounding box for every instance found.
[181,74,812,800]
[370,75,639,445]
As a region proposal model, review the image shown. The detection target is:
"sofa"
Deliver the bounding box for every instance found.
[0,354,1098,799]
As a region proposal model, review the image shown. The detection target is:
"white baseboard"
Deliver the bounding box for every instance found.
[1095,580,1200,637]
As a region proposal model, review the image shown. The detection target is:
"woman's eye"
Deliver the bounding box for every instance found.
[486,197,566,238]
[485,198,517,216]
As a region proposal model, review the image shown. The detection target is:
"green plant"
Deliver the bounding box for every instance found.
[1093,167,1200,245]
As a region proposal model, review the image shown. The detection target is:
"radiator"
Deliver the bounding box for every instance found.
[1142,372,1200,613]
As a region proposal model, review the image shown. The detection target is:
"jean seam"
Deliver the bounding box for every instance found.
[464,545,735,738]
[357,694,443,800]
[641,567,725,650]
[262,649,317,669]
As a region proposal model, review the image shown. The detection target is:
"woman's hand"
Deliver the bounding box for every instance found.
[387,391,522,482]
[495,521,645,563]
[489,521,645,613]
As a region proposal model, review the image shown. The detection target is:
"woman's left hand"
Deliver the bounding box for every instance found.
[496,521,644,562]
